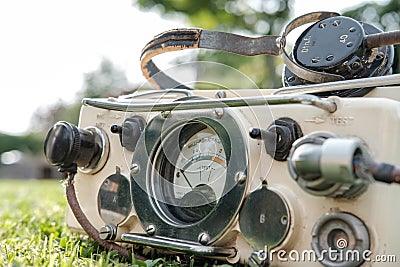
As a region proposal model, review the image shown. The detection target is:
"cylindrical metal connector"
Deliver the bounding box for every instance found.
[287,132,371,198]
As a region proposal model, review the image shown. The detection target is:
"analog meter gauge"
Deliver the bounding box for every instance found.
[151,124,227,224]
[131,108,247,243]
[173,129,226,203]
[174,130,226,204]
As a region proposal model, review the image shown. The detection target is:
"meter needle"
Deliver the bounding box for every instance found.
[180,170,193,189]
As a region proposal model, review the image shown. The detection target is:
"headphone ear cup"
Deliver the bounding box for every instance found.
[283,16,395,97]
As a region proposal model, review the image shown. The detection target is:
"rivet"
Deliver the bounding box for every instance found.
[319,23,327,29]
[349,27,356,32]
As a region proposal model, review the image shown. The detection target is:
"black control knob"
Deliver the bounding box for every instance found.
[250,118,303,161]
[44,121,102,169]
[110,116,146,152]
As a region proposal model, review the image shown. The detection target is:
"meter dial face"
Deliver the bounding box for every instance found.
[150,122,229,225]
[173,128,226,202]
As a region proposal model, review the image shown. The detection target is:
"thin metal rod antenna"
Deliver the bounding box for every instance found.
[83,94,337,113]
[273,74,400,95]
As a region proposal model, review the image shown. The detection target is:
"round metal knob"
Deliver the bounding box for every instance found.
[44,121,104,169]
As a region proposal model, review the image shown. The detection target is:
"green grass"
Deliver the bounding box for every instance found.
[0,179,234,267]
[0,179,168,267]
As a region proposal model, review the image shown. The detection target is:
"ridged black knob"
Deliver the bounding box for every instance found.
[44,121,98,168]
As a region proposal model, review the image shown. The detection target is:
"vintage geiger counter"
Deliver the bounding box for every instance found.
[44,12,400,266]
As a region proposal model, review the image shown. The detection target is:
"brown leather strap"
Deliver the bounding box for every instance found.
[141,28,201,89]
[140,28,280,89]
[141,12,400,89]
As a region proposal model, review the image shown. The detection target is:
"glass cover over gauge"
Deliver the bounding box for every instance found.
[150,122,229,225]
[131,111,248,242]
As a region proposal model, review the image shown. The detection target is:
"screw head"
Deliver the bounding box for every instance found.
[130,163,140,174]
[198,232,210,245]
[311,57,320,64]
[146,224,156,236]
[287,76,296,83]
[281,215,288,225]
[235,171,247,184]
[161,111,171,118]
[351,61,361,70]
[326,55,334,61]
[332,20,341,27]
[213,108,224,118]
[99,225,117,240]
[215,91,227,99]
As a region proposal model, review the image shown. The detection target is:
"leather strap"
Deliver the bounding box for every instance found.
[141,28,280,89]
[140,12,345,89]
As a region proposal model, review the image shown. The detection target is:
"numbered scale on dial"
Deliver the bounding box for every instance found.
[172,128,227,222]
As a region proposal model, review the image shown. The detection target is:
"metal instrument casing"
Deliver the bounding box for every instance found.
[67,85,400,266]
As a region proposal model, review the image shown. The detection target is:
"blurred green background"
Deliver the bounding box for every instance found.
[0,0,399,265]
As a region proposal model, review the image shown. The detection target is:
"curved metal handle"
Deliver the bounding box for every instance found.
[83,94,337,113]
[121,233,237,258]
